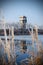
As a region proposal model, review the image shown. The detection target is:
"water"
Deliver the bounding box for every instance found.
[14,35,43,65]
[0,35,43,42]
[14,35,43,41]
[14,35,43,55]
[0,35,43,65]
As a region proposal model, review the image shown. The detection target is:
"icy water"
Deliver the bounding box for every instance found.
[14,35,43,54]
[14,35,43,65]
[0,35,43,55]
[14,35,43,41]
[0,35,43,65]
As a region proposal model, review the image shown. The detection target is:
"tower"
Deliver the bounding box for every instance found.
[19,16,27,30]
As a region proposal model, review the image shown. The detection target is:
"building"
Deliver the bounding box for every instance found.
[19,16,27,30]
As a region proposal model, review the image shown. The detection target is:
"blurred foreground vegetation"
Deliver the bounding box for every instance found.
[0,49,43,65]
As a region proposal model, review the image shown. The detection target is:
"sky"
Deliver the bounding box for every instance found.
[0,0,43,26]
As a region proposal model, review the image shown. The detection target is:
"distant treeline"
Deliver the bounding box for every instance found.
[0,28,43,36]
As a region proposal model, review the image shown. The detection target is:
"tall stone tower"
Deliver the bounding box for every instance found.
[19,16,27,30]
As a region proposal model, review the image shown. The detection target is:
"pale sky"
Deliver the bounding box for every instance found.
[0,0,43,25]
